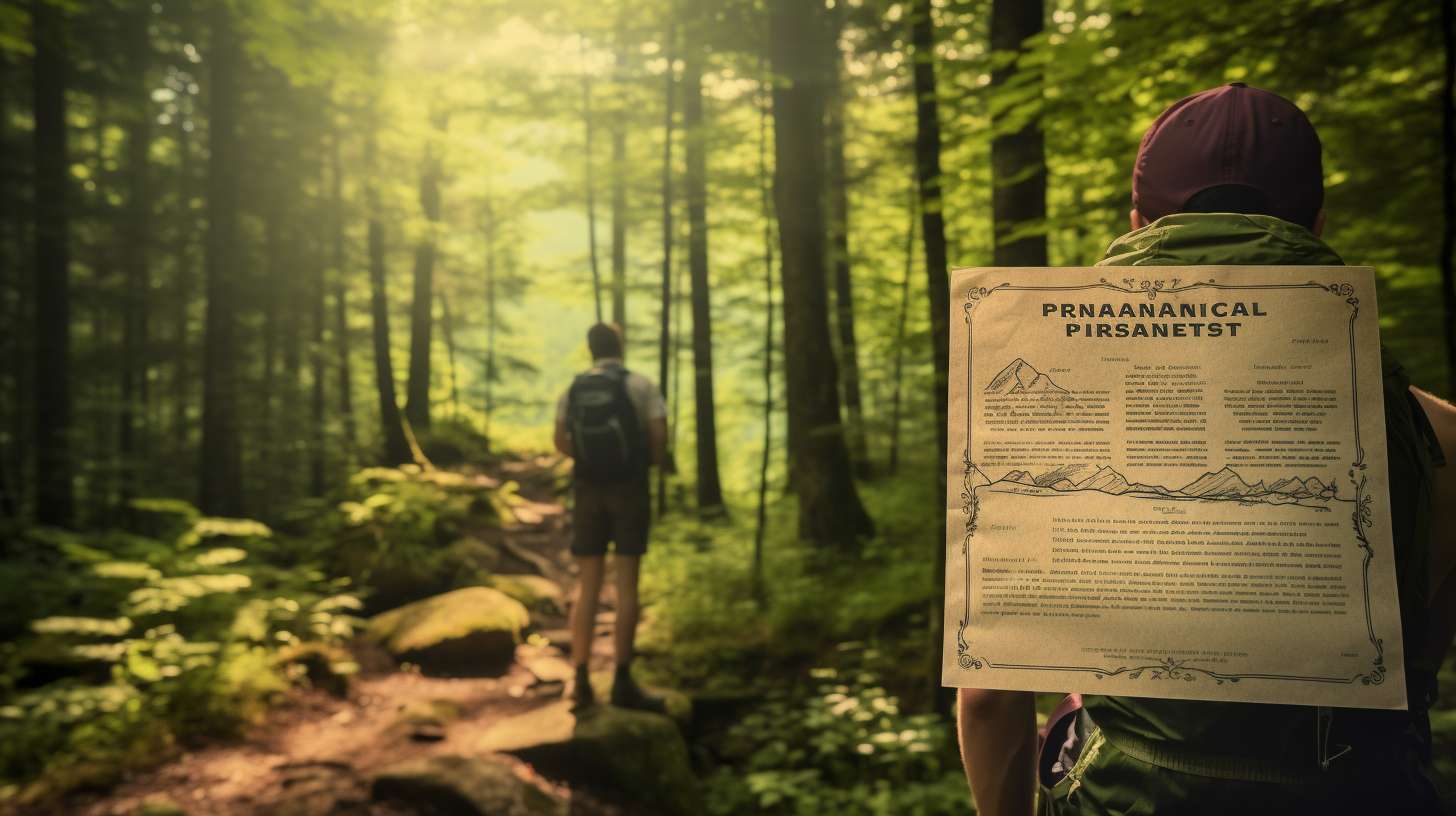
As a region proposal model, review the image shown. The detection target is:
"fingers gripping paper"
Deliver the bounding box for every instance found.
[941,266,1406,709]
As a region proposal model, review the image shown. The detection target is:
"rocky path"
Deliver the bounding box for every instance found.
[56,455,695,816]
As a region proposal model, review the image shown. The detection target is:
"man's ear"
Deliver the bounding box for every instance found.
[1312,209,1326,237]
[1130,209,1149,230]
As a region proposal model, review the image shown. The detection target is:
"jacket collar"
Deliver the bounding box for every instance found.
[1098,213,1343,268]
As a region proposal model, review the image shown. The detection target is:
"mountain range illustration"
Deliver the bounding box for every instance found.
[985,358,1069,395]
[972,464,1336,504]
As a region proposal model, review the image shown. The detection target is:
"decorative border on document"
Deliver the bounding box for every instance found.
[954,277,1384,687]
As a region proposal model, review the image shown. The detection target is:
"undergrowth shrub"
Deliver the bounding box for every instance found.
[703,662,966,816]
[0,507,361,801]
[304,464,518,613]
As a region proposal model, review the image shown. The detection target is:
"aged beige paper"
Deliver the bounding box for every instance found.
[941,266,1406,709]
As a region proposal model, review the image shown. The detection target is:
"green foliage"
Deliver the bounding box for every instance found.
[703,663,967,816]
[311,464,516,612]
[641,466,943,691]
[0,503,360,796]
[415,417,494,468]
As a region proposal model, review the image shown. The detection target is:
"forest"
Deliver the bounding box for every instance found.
[1,0,1454,813]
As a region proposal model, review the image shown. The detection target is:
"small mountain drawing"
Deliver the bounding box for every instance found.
[984,463,1337,505]
[1033,463,1100,488]
[1178,466,1258,498]
[985,358,1069,395]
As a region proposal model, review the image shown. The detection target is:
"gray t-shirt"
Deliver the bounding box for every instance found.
[556,358,667,434]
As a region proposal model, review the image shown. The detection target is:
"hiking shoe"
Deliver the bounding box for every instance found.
[610,667,666,713]
[571,664,595,710]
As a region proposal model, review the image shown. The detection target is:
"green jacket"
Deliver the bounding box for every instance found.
[1043,213,1444,815]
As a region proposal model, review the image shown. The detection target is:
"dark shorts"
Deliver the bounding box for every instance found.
[571,477,650,557]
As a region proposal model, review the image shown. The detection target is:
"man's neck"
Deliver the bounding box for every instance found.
[593,356,624,367]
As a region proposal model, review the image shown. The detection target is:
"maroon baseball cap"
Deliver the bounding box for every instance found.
[1133,83,1324,228]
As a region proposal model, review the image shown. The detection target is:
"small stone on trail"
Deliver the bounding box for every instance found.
[476,700,702,816]
[371,755,566,816]
[134,795,188,816]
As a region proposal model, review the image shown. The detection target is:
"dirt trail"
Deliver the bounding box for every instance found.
[60,455,634,816]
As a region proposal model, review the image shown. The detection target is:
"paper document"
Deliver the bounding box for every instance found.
[941,266,1405,709]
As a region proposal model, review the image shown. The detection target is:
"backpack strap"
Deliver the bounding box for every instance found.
[1085,709,1322,784]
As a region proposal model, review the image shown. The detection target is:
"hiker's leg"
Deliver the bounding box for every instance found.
[571,555,605,667]
[613,554,641,664]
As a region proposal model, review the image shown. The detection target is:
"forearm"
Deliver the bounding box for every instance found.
[553,422,574,458]
[957,688,1038,816]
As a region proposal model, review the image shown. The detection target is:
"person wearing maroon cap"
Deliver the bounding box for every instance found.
[956,84,1456,815]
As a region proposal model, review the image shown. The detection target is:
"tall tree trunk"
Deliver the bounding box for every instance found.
[908,0,952,711]
[199,0,245,516]
[366,128,412,467]
[669,230,686,490]
[610,9,629,327]
[438,290,459,419]
[582,38,604,322]
[310,151,328,496]
[889,176,918,475]
[119,6,152,506]
[0,55,21,521]
[330,123,356,453]
[282,219,304,486]
[825,13,868,478]
[683,36,724,513]
[406,116,445,433]
[990,0,1048,267]
[1443,0,1455,396]
[656,21,675,518]
[261,209,281,443]
[752,60,775,605]
[172,106,195,464]
[32,0,74,526]
[769,0,873,546]
[483,198,497,446]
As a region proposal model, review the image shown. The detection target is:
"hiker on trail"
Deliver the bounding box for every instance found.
[554,322,669,712]
[956,83,1456,815]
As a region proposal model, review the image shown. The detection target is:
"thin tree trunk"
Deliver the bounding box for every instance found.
[656,21,676,518]
[610,9,629,327]
[366,128,412,467]
[582,38,604,322]
[990,0,1048,267]
[669,230,686,491]
[32,0,74,526]
[310,150,328,497]
[908,0,952,712]
[769,0,873,546]
[483,199,497,447]
[199,0,245,516]
[1444,0,1455,396]
[119,6,152,506]
[173,105,195,463]
[261,209,281,444]
[283,224,304,486]
[752,59,775,605]
[825,14,868,478]
[889,177,918,475]
[438,290,459,419]
[683,37,724,513]
[406,115,445,433]
[0,55,20,521]
[331,123,356,453]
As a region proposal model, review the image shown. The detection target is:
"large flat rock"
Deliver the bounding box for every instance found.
[366,587,529,676]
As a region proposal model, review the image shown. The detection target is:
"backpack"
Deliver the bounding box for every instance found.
[566,366,647,484]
